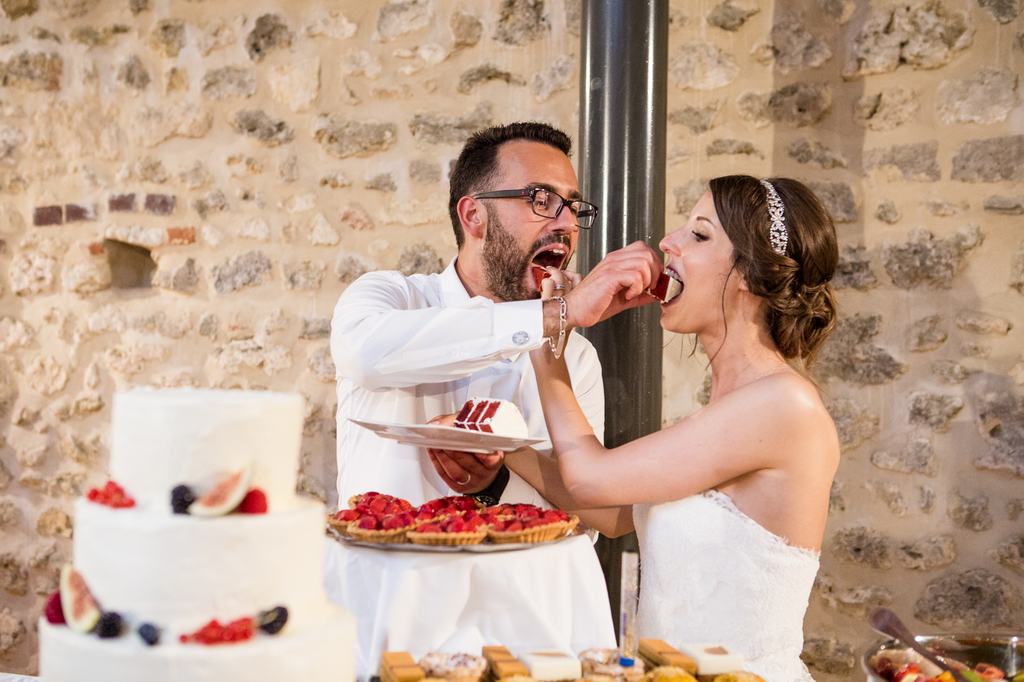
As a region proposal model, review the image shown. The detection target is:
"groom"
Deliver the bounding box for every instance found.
[330,121,661,508]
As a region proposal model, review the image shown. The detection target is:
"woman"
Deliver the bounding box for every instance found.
[434,175,841,682]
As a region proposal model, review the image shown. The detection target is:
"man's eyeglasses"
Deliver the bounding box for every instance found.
[472,188,599,229]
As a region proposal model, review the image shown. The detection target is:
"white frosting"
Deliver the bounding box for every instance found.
[517,650,582,681]
[455,397,529,438]
[110,389,303,512]
[41,388,357,682]
[675,643,744,676]
[39,608,355,682]
[72,498,328,635]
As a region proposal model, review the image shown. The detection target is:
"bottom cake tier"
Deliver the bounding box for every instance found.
[38,605,356,682]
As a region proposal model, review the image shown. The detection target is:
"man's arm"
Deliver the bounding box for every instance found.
[331,271,547,391]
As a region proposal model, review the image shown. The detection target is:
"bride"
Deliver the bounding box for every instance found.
[431,175,841,681]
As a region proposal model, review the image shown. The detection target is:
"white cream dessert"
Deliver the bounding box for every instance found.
[675,644,745,677]
[38,388,356,682]
[517,650,582,681]
[453,397,529,438]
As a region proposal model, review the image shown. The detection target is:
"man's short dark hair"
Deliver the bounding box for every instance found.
[448,122,573,249]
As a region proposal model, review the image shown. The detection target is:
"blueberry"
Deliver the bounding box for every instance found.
[170,485,196,514]
[257,606,288,635]
[138,623,160,646]
[95,612,123,638]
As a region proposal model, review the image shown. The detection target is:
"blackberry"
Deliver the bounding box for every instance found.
[257,606,288,635]
[170,484,196,514]
[95,612,124,638]
[138,623,160,646]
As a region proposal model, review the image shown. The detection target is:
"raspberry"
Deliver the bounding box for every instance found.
[257,606,289,635]
[86,481,136,509]
[95,612,124,638]
[44,591,65,625]
[180,617,254,645]
[236,488,268,514]
[138,623,160,646]
[171,485,197,514]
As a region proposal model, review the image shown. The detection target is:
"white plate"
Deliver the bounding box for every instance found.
[327,527,577,553]
[349,418,545,454]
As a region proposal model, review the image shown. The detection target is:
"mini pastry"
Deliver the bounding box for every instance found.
[640,667,697,682]
[673,645,744,681]
[483,646,530,681]
[517,650,582,682]
[381,651,426,682]
[638,640,697,675]
[579,648,646,682]
[709,674,764,682]
[419,653,489,682]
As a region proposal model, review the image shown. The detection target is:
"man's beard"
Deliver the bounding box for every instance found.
[482,213,571,302]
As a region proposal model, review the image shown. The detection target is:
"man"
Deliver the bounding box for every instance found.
[331,121,659,507]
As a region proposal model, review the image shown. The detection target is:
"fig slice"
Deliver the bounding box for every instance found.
[59,564,101,634]
[188,463,254,517]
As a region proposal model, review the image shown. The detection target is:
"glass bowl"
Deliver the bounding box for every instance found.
[862,635,1023,681]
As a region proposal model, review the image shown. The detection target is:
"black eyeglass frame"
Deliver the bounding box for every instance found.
[471,188,599,229]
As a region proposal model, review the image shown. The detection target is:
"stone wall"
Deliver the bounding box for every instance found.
[0,0,1021,677]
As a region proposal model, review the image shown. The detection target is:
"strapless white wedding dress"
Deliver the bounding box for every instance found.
[633,491,819,682]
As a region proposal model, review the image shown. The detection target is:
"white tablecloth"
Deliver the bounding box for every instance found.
[322,535,616,681]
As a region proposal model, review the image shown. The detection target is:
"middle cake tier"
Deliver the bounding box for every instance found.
[73,497,330,634]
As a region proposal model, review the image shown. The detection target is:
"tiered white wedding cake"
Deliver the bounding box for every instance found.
[39,388,356,682]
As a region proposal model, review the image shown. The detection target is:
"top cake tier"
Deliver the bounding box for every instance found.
[110,388,303,512]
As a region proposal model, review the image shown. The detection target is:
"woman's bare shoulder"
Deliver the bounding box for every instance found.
[748,371,839,451]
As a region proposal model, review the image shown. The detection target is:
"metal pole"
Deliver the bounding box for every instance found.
[577,0,669,634]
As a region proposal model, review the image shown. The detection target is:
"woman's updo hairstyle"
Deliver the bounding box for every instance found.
[708,175,839,367]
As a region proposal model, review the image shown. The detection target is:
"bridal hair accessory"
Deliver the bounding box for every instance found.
[759,180,789,256]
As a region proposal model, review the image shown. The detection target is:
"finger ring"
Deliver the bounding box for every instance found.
[553,284,565,290]
[459,473,471,486]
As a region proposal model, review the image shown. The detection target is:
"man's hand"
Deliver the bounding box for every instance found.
[426,414,504,494]
[543,241,664,332]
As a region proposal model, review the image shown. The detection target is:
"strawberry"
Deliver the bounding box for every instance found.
[356,516,380,530]
[418,523,443,533]
[369,497,387,514]
[381,515,406,530]
[334,509,361,522]
[44,591,65,625]
[237,488,268,514]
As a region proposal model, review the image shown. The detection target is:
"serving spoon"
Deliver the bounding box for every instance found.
[868,607,970,682]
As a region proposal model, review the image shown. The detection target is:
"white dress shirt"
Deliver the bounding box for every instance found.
[331,258,605,507]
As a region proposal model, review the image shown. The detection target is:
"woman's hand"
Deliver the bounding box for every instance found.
[426,414,504,494]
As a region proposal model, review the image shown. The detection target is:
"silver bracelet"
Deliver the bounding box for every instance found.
[548,296,567,359]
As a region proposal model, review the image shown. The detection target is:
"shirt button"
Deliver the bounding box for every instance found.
[512,331,529,346]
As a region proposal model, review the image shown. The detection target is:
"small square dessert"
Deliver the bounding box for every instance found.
[673,644,744,680]
[638,640,697,675]
[517,650,582,682]
[419,653,488,682]
[381,652,426,682]
[579,648,646,682]
[482,646,530,681]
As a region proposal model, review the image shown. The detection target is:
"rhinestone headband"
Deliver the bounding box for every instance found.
[760,180,788,256]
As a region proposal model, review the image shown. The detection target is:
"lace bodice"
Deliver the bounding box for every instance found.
[633,491,819,682]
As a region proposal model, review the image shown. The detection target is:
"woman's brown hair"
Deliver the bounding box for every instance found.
[708,175,839,367]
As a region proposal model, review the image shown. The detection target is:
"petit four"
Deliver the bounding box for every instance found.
[381,652,426,682]
[517,650,582,682]
[638,640,697,675]
[673,645,744,681]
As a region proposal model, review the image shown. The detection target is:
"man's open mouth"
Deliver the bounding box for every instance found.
[530,244,569,289]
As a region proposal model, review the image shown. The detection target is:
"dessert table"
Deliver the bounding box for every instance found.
[321,534,617,682]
